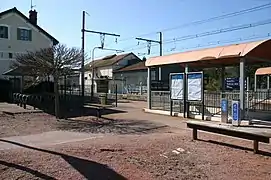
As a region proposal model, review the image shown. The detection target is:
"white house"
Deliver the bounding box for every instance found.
[0,7,58,88]
[81,52,142,93]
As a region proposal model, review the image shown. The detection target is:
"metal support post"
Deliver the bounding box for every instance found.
[81,11,85,99]
[147,67,151,109]
[184,65,189,118]
[267,75,270,90]
[240,58,246,120]
[254,74,257,92]
[115,84,118,107]
[158,32,162,81]
[221,66,225,98]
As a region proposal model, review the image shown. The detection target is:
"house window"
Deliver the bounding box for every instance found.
[9,53,13,59]
[0,25,8,39]
[0,52,3,58]
[17,28,32,41]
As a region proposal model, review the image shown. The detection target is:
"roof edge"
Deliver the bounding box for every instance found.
[0,7,59,45]
[146,39,270,67]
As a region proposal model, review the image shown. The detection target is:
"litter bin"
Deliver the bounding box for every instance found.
[99,93,108,105]
[221,99,228,123]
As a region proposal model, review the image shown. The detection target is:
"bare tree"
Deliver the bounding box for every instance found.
[12,44,83,118]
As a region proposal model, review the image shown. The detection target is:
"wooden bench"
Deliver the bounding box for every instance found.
[187,121,270,154]
[84,104,112,118]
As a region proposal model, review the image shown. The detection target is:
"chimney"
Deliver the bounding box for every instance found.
[29,10,37,25]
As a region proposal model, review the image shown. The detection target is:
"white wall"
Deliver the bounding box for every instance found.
[98,66,113,78]
[0,12,53,79]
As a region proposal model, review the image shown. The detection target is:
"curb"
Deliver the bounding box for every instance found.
[143,108,251,125]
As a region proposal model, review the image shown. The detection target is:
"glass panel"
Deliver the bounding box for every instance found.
[18,29,31,41]
[0,26,8,38]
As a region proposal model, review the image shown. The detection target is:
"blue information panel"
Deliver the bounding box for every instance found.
[232,100,240,126]
[225,78,247,90]
[221,99,228,112]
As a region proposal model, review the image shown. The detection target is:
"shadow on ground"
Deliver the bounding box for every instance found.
[198,139,271,157]
[57,117,168,134]
[30,100,126,119]
[0,139,127,180]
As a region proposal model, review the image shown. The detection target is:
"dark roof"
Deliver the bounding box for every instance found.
[0,7,58,45]
[2,67,32,76]
[114,61,147,72]
[2,67,79,76]
[85,52,136,70]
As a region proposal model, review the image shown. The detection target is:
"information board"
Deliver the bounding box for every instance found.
[170,73,184,100]
[225,77,247,90]
[187,72,203,101]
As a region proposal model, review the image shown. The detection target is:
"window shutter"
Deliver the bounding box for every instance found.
[4,27,8,38]
[17,28,21,40]
[29,30,32,41]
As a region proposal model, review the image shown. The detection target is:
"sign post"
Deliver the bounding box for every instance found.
[232,100,241,126]
[221,99,228,123]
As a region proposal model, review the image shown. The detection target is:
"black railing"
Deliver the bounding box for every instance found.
[151,90,271,115]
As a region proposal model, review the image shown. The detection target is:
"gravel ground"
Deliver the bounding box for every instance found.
[0,130,270,180]
[0,113,58,138]
[0,112,168,138]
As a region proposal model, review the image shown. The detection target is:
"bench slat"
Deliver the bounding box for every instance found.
[187,123,270,143]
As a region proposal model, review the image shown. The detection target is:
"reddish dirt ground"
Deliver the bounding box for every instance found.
[0,112,58,138]
[0,101,270,180]
[0,130,270,180]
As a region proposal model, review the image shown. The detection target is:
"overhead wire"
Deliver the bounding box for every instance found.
[137,32,271,57]
[121,18,271,52]
[109,2,271,44]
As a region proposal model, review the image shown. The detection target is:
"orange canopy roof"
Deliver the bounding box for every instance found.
[255,67,271,75]
[146,39,271,67]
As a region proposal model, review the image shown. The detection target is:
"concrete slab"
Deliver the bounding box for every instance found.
[143,108,252,126]
[143,108,221,121]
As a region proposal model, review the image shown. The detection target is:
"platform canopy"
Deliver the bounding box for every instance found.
[146,39,271,68]
[255,67,271,75]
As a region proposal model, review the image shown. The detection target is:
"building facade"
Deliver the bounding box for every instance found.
[0,7,58,80]
[113,61,147,94]
[81,52,142,93]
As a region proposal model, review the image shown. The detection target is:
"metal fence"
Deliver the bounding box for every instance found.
[151,90,271,116]
[108,84,147,95]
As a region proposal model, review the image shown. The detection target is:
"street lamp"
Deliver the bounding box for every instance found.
[90,47,125,99]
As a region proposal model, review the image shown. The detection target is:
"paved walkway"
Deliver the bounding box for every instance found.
[1,101,270,151]
[0,131,102,150]
[105,101,271,137]
[0,102,42,114]
[104,101,186,129]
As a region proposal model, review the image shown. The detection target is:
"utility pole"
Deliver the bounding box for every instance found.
[81,11,85,100]
[81,10,120,101]
[136,32,163,80]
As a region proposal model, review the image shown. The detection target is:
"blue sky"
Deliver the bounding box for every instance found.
[1,0,271,62]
